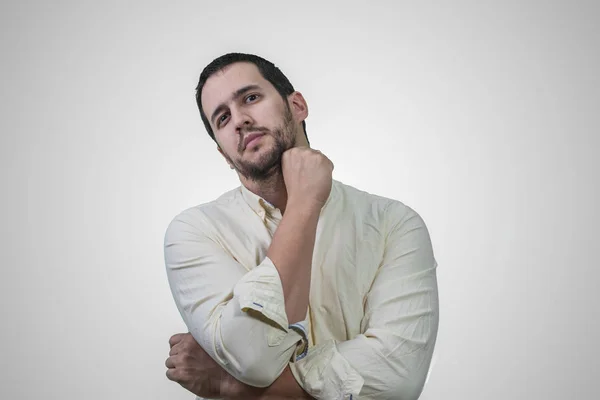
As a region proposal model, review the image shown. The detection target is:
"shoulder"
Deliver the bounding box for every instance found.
[333,179,412,214]
[334,179,393,208]
[334,180,428,231]
[164,186,242,239]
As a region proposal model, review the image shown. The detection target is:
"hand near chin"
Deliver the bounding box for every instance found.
[281,147,334,209]
[166,332,254,399]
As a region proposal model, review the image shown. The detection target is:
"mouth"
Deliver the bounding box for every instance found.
[243,133,265,149]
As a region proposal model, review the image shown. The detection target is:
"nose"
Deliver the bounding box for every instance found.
[232,109,253,133]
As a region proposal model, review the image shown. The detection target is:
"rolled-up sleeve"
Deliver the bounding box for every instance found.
[164,210,306,387]
[290,204,439,400]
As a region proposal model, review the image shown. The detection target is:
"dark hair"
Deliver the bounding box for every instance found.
[195,52,308,145]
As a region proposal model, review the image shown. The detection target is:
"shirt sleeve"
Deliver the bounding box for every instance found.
[164,209,307,387]
[289,203,439,400]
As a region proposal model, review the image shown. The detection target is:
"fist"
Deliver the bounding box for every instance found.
[281,147,334,209]
[166,332,240,398]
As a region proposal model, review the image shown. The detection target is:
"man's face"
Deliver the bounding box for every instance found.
[201,62,299,181]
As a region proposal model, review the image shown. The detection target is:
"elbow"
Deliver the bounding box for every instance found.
[216,346,290,388]
[390,373,428,400]
[224,339,291,388]
[401,383,425,400]
[235,353,287,387]
[215,304,297,386]
[238,363,283,388]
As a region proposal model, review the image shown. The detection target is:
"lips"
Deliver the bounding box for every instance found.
[243,133,265,149]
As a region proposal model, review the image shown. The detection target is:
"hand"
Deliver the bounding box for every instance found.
[165,332,244,398]
[281,147,334,209]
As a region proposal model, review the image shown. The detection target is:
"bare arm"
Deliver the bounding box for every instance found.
[271,146,334,324]
[267,199,320,324]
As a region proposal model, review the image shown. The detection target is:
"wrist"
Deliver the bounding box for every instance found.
[285,197,323,216]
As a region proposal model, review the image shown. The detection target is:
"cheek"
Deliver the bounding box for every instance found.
[255,101,282,125]
[215,136,237,156]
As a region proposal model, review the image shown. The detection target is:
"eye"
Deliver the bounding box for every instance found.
[245,93,260,103]
[217,113,229,127]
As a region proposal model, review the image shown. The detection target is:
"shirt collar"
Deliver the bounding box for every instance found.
[240,180,338,217]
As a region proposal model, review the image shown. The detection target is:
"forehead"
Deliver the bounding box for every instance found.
[201,62,271,112]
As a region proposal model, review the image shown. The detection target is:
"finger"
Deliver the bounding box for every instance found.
[169,333,187,347]
[166,368,178,382]
[169,344,179,356]
[165,356,176,369]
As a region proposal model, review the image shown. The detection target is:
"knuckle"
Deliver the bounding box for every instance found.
[171,354,182,365]
[174,371,185,383]
[177,368,191,383]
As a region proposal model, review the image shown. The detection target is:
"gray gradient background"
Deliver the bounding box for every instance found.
[1,1,598,399]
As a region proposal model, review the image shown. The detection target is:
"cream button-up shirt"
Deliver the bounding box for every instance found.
[164,179,439,399]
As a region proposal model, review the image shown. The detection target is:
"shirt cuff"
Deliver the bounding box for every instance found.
[289,339,364,400]
[288,321,309,361]
[233,256,293,346]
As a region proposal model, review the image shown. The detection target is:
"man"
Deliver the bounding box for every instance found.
[164,52,439,400]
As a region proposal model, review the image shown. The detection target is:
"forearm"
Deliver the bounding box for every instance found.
[267,199,320,323]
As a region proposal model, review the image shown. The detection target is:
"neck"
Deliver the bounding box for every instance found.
[241,170,289,214]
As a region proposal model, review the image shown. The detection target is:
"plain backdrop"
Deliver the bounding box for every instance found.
[1,1,598,399]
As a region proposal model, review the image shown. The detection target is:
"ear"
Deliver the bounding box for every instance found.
[217,146,235,169]
[288,91,308,122]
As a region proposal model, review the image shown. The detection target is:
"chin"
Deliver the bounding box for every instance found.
[246,138,272,153]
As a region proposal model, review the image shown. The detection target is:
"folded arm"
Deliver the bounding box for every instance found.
[164,202,320,387]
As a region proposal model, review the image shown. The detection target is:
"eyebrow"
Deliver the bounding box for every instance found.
[210,84,262,125]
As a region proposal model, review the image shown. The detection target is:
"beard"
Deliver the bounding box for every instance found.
[225,105,297,182]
